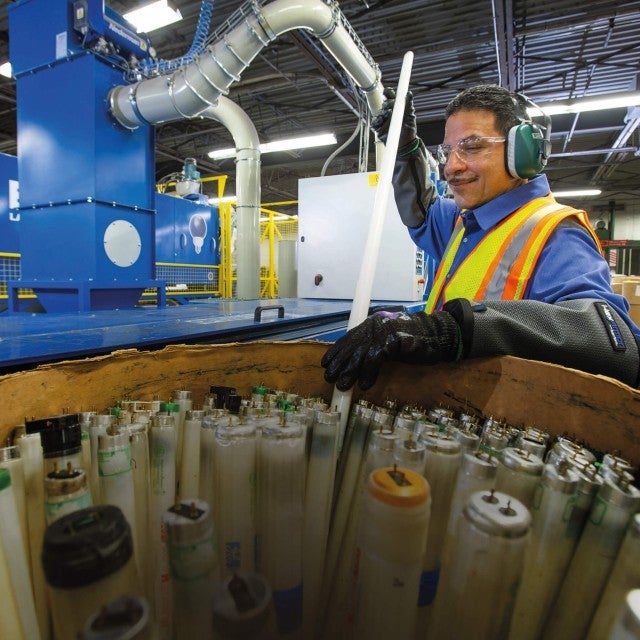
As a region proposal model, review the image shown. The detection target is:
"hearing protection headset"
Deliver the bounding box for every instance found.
[506,93,552,179]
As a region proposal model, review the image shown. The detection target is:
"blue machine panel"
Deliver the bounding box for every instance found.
[0,298,374,369]
[19,201,155,281]
[15,54,154,208]
[9,0,83,75]
[0,153,19,254]
[155,193,220,265]
[8,0,151,76]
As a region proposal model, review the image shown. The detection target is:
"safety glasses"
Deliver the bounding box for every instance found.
[436,135,506,165]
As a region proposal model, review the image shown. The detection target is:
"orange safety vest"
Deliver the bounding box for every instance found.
[424,196,603,313]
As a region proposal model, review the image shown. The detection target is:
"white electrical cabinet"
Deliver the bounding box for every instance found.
[297,172,426,301]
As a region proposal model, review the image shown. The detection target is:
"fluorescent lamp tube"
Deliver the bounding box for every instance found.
[553,189,602,197]
[530,93,640,117]
[208,196,237,205]
[208,133,337,160]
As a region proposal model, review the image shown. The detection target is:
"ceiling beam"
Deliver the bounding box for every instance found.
[491,0,516,90]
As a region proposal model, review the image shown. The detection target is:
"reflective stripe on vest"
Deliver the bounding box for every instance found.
[424,196,602,313]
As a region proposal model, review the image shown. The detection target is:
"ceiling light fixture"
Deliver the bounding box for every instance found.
[123,1,183,34]
[552,189,602,197]
[208,133,337,160]
[530,92,640,117]
[208,196,237,205]
[0,62,12,78]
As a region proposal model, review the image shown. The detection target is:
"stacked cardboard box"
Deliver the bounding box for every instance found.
[611,273,627,295]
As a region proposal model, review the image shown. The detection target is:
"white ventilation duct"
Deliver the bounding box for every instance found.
[108,0,384,298]
[201,98,261,299]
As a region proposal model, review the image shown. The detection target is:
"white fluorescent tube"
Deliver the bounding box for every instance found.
[208,133,337,160]
[530,93,640,117]
[553,189,602,197]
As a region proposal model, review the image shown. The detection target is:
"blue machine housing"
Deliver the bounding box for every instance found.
[0,153,20,311]
[73,0,153,62]
[0,153,19,255]
[9,0,152,74]
[7,0,164,312]
[155,193,220,264]
[155,193,221,301]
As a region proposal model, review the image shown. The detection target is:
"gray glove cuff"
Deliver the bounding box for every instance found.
[392,139,437,228]
[444,298,640,387]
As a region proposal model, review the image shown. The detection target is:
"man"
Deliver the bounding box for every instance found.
[322,84,640,391]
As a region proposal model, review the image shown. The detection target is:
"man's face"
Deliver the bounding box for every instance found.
[441,109,524,209]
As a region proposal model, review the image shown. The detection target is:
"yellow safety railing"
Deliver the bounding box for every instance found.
[259,202,298,299]
[153,179,298,300]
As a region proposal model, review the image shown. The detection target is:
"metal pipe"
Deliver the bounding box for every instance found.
[109,0,383,129]
[201,98,261,298]
[551,146,638,157]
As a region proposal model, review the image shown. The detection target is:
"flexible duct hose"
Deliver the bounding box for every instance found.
[138,0,215,76]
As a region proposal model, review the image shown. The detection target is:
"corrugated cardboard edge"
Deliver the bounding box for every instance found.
[2,340,639,464]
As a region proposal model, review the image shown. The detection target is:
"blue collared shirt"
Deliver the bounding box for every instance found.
[408,174,640,338]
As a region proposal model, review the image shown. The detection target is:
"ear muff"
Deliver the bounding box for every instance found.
[507,122,546,179]
[505,94,552,179]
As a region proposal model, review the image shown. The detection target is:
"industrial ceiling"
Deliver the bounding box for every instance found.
[0,0,639,218]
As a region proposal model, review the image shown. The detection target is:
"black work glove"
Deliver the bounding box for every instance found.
[321,311,462,391]
[371,87,417,149]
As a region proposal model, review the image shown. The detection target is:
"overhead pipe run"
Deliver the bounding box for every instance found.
[110,0,383,129]
[551,147,639,158]
[109,0,384,299]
